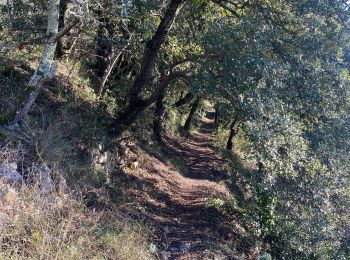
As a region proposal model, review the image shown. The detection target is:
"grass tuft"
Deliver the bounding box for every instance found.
[0,185,155,260]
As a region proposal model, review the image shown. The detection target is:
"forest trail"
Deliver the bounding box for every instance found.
[124,112,248,259]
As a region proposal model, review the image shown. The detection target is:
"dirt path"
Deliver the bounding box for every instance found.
[123,112,248,259]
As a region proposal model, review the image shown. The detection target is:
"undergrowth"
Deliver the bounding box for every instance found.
[0,186,155,260]
[0,55,156,259]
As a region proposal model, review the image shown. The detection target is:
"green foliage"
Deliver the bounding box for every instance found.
[0,63,14,77]
[207,196,241,215]
[256,192,276,237]
[0,112,13,125]
[1,0,350,258]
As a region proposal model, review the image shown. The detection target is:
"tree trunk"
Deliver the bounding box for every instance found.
[11,1,80,125]
[153,88,166,142]
[56,0,68,58]
[226,119,239,150]
[110,99,148,137]
[175,92,194,107]
[6,0,14,24]
[95,12,113,77]
[111,73,185,136]
[214,106,219,124]
[12,82,46,124]
[110,0,188,136]
[97,26,131,98]
[184,97,200,132]
[128,0,186,104]
[97,50,123,98]
[12,0,60,124]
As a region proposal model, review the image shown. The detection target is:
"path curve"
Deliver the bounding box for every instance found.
[124,112,248,259]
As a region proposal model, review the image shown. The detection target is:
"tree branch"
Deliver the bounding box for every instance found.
[49,15,81,43]
[128,0,187,103]
[211,0,241,18]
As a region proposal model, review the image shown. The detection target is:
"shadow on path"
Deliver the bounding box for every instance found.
[121,111,251,259]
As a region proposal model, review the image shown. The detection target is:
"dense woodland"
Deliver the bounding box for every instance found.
[0,0,349,259]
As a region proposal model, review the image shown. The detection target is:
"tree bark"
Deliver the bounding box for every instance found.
[184,97,200,132]
[97,28,132,98]
[6,0,14,24]
[12,0,60,124]
[226,119,239,150]
[128,0,187,104]
[175,92,194,107]
[97,49,123,98]
[111,72,188,136]
[56,0,68,58]
[153,88,167,142]
[11,1,80,125]
[95,12,114,77]
[110,99,148,137]
[214,106,219,124]
[110,0,187,136]
[12,82,45,124]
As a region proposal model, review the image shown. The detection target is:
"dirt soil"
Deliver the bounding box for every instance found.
[120,112,254,259]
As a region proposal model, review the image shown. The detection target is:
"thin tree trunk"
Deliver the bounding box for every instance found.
[95,10,114,77]
[214,106,219,124]
[153,88,166,142]
[226,119,239,150]
[12,82,45,124]
[184,97,200,132]
[175,92,194,107]
[12,1,80,125]
[56,0,68,58]
[6,0,14,24]
[97,28,132,98]
[97,50,123,98]
[66,29,81,62]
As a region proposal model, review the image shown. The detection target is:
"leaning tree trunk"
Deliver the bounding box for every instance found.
[127,0,187,105]
[153,88,166,142]
[11,1,80,125]
[226,119,239,150]
[12,0,60,124]
[111,72,185,136]
[97,25,131,98]
[97,49,124,98]
[174,92,194,108]
[111,0,187,136]
[95,9,115,77]
[184,97,200,132]
[110,99,148,137]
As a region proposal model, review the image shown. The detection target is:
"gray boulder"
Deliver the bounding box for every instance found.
[37,165,54,194]
[0,163,22,185]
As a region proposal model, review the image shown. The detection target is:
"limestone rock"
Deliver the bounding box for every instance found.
[97,151,108,164]
[0,163,22,185]
[37,165,54,194]
[258,253,272,260]
[119,145,130,156]
[0,184,18,208]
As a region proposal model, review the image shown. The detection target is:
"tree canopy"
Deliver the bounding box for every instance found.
[1,0,349,258]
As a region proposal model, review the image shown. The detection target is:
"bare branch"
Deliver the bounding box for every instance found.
[49,15,81,43]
